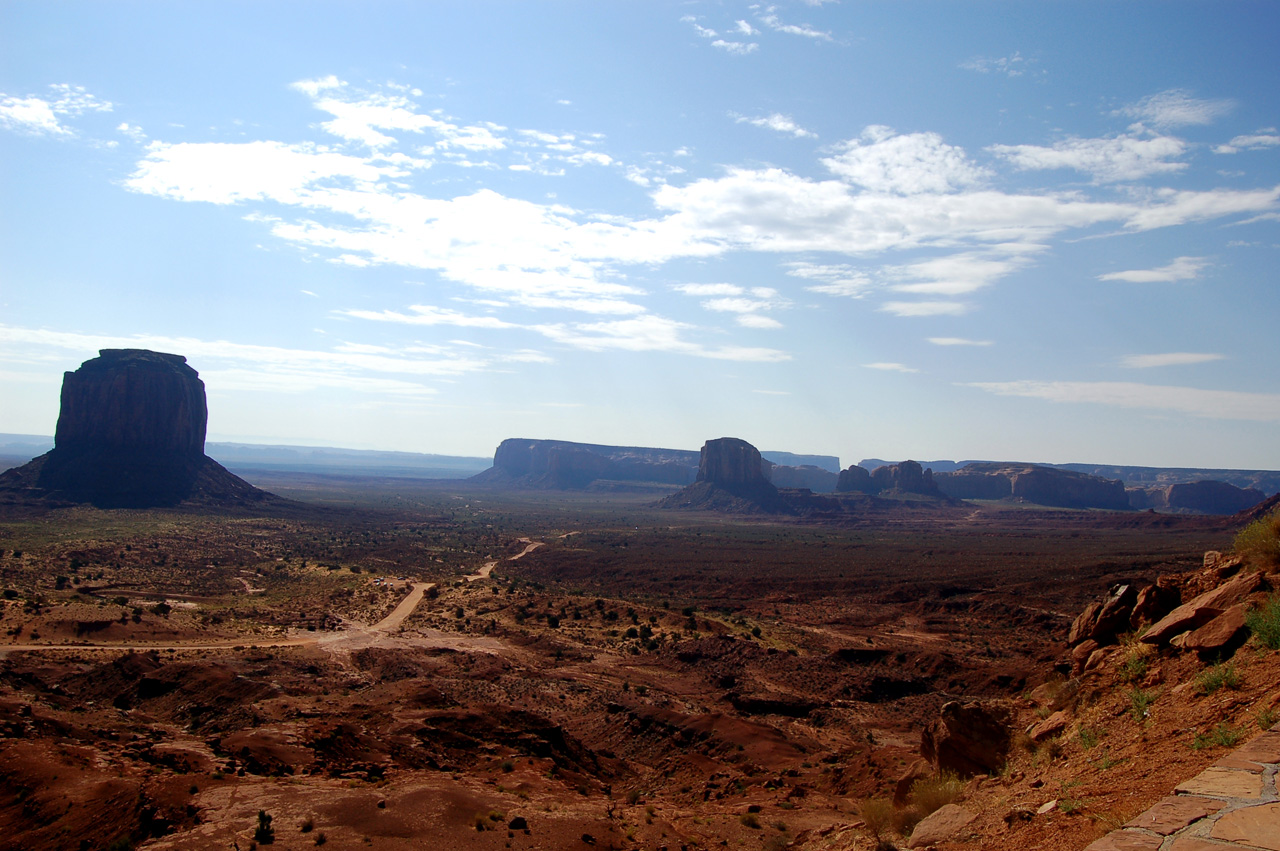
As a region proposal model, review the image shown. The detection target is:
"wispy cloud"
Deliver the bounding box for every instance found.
[1116,89,1234,129]
[1121,352,1224,369]
[734,112,815,139]
[786,263,872,298]
[338,304,517,328]
[0,324,495,395]
[864,362,918,373]
[759,10,832,40]
[966,380,1280,422]
[712,40,758,55]
[0,84,113,136]
[1098,256,1208,283]
[675,284,789,327]
[960,52,1029,78]
[531,315,789,361]
[989,132,1188,183]
[929,337,993,347]
[1215,131,1280,155]
[880,301,966,317]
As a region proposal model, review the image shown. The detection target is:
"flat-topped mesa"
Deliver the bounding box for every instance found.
[697,437,770,487]
[54,349,208,457]
[0,349,273,509]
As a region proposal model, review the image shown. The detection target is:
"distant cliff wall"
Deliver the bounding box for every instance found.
[476,438,699,489]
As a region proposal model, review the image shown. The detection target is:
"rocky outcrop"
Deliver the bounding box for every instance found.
[836,464,875,494]
[835,461,944,498]
[1128,480,1267,515]
[1141,571,1265,646]
[0,349,272,509]
[760,451,841,473]
[698,437,769,487]
[657,438,790,513]
[920,700,1014,777]
[935,463,1129,510]
[473,439,699,489]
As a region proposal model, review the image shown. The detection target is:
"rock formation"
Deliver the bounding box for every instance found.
[472,439,699,489]
[1127,480,1267,514]
[835,460,944,498]
[934,463,1130,510]
[920,700,1014,777]
[0,349,272,508]
[657,438,790,513]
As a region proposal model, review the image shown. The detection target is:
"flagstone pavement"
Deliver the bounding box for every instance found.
[1084,724,1280,850]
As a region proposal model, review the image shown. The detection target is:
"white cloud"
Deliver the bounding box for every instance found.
[822,126,989,194]
[960,52,1028,77]
[864,362,918,373]
[1098,256,1208,283]
[759,11,832,40]
[734,20,759,36]
[712,40,759,55]
[1116,89,1234,129]
[1121,352,1224,368]
[880,301,967,317]
[883,251,1028,296]
[0,324,491,396]
[736,314,782,329]
[786,262,873,298]
[929,337,993,346]
[0,84,112,136]
[966,380,1280,422]
[681,15,718,38]
[1122,186,1280,231]
[735,112,815,139]
[1215,133,1280,155]
[338,304,517,328]
[674,283,744,296]
[989,133,1188,183]
[532,315,789,361]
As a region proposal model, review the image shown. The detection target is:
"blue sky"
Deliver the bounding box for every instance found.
[2,1,1278,469]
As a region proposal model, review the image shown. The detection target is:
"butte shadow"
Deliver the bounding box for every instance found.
[0,349,278,509]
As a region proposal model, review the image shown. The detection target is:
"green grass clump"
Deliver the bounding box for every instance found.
[1246,594,1280,650]
[1077,725,1101,750]
[1128,688,1157,722]
[1197,662,1243,695]
[1119,651,1149,684]
[1192,723,1245,750]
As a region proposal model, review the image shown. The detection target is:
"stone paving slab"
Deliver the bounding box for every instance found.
[1083,722,1280,851]
[1174,767,1264,798]
[1122,795,1225,835]
[1211,801,1280,849]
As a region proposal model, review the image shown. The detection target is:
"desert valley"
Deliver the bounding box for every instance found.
[0,350,1276,851]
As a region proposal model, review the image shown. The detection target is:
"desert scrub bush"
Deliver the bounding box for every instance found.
[1246,594,1280,650]
[1077,725,1101,750]
[1197,662,1242,695]
[1192,723,1245,750]
[910,771,963,817]
[253,810,275,844]
[1118,649,1150,684]
[1128,687,1157,722]
[739,813,761,829]
[1234,505,1280,569]
[1257,705,1279,730]
[860,798,895,843]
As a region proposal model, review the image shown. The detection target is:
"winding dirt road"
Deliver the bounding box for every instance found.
[0,535,560,656]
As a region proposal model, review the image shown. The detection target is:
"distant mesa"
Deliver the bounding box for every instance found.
[1127,480,1266,515]
[934,463,1130,510]
[0,349,274,509]
[471,438,700,490]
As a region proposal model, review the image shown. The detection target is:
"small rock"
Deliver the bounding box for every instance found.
[508,816,528,831]
[1037,800,1058,815]
[1030,711,1069,743]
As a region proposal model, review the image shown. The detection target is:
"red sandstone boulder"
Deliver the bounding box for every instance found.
[1141,571,1265,646]
[1181,603,1250,655]
[921,700,1014,777]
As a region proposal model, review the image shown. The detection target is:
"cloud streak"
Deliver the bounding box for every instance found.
[967,380,1280,422]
